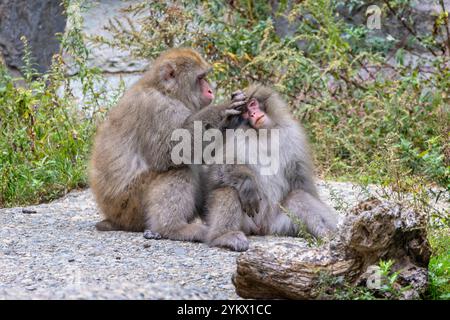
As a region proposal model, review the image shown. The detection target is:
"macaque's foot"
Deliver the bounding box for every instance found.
[95,219,120,231]
[175,223,209,242]
[155,223,208,242]
[143,229,162,240]
[210,231,249,252]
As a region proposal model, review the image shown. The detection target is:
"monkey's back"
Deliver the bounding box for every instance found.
[88,85,188,231]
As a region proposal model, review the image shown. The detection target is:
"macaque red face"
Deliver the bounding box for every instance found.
[198,74,214,107]
[242,98,272,129]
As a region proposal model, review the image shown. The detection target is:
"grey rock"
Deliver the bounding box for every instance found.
[0,0,67,73]
[174,248,187,256]
[64,0,148,75]
[271,0,450,60]
[0,180,446,299]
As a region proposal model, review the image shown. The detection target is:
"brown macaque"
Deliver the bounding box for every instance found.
[89,48,246,242]
[205,85,338,251]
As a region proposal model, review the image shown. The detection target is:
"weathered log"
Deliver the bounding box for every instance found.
[233,198,431,299]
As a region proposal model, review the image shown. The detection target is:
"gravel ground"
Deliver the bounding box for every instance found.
[0,181,444,299]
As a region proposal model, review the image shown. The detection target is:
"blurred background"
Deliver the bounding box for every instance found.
[0,0,448,299]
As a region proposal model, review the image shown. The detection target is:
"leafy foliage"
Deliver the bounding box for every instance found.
[93,0,449,190]
[316,259,411,300]
[0,1,121,206]
[0,47,89,206]
[428,230,450,300]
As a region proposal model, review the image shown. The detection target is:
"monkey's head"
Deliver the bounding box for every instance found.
[150,48,214,109]
[242,85,291,129]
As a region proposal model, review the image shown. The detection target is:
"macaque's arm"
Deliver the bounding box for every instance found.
[183,91,247,131]
[214,165,261,217]
[172,92,246,164]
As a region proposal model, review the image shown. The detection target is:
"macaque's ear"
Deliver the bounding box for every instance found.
[160,61,177,82]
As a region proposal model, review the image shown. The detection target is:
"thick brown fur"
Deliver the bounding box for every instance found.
[205,85,338,251]
[89,48,244,241]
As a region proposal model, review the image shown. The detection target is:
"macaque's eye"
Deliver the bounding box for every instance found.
[197,73,207,81]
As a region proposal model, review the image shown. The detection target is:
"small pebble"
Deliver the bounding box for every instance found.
[22,209,37,214]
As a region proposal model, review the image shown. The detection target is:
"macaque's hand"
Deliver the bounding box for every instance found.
[231,90,246,103]
[221,90,247,117]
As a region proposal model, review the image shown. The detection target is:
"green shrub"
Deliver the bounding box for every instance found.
[0,44,89,206]
[94,0,449,189]
[428,230,450,300]
[0,1,121,207]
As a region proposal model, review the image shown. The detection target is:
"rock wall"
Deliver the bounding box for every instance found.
[2,0,449,87]
[336,0,450,53]
[64,0,146,99]
[0,0,67,74]
[65,0,147,75]
[271,0,450,56]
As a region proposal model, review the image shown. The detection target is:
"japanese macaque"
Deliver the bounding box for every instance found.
[205,85,338,251]
[89,48,246,241]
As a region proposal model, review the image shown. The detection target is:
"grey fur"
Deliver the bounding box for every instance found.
[89,48,244,242]
[205,85,338,251]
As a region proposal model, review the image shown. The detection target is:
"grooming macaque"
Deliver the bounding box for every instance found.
[205,85,338,251]
[89,48,246,241]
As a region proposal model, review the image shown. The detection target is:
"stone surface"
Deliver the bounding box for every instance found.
[61,0,147,102]
[64,0,148,75]
[336,0,450,52]
[271,0,450,64]
[0,0,67,73]
[0,190,240,300]
[0,181,370,300]
[0,181,446,299]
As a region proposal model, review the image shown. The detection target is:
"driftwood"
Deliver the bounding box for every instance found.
[232,198,431,299]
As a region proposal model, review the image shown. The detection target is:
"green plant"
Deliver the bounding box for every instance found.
[316,271,378,300]
[93,0,449,190]
[316,259,414,299]
[0,0,123,207]
[376,259,413,299]
[427,230,450,300]
[0,54,87,205]
[279,204,323,246]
